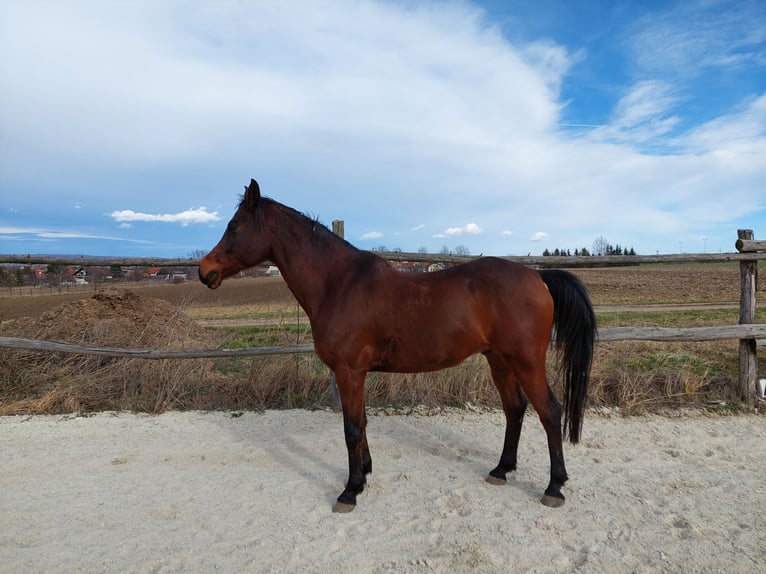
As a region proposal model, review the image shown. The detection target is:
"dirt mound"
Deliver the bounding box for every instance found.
[8,288,207,348]
[1,289,218,415]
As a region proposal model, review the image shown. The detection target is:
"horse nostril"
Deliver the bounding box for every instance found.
[198,268,219,288]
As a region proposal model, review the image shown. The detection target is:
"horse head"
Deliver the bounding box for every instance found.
[199,178,272,289]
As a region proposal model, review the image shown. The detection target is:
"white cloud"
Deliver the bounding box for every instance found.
[0,225,147,243]
[628,1,766,77]
[109,207,221,226]
[0,0,564,174]
[361,231,383,240]
[436,223,483,238]
[410,224,425,231]
[500,230,513,237]
[591,81,680,144]
[529,232,549,242]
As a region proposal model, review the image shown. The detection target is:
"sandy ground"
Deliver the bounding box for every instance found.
[1,409,764,574]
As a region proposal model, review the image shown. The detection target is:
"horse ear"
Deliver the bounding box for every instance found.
[243,178,261,210]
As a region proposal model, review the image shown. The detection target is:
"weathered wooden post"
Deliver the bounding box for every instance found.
[736,229,758,402]
[331,220,345,239]
[328,220,345,411]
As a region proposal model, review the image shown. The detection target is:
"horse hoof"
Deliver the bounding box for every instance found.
[333,501,356,514]
[540,494,565,508]
[486,475,507,486]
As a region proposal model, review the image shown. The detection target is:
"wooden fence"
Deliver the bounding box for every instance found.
[1,229,765,402]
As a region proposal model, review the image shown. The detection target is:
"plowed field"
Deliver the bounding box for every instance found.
[0,263,755,321]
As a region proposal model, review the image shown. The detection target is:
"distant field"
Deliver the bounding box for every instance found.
[0,262,753,321]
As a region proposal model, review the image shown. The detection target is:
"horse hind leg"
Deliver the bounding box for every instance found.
[486,357,528,485]
[521,366,569,507]
[491,351,569,507]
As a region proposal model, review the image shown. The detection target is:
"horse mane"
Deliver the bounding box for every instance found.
[241,195,362,254]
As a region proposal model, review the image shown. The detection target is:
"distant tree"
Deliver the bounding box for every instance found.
[454,245,470,256]
[0,267,19,287]
[542,248,551,256]
[593,236,609,256]
[189,249,207,260]
[591,237,636,256]
[418,246,428,254]
[439,245,451,255]
[110,264,123,279]
[90,267,108,285]
[47,264,64,286]
[20,266,34,285]
[372,245,387,252]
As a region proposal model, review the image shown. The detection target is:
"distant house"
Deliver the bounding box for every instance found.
[68,266,87,285]
[266,265,280,277]
[32,265,48,280]
[172,271,188,282]
[144,267,164,280]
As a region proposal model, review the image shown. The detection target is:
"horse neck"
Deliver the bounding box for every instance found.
[263,202,358,318]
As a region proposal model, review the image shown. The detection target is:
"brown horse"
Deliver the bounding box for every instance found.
[199,179,596,513]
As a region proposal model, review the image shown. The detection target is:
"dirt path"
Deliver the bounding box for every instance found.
[2,410,764,573]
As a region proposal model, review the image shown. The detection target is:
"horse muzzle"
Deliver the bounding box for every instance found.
[198,267,221,289]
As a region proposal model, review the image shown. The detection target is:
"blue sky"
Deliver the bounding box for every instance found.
[1,0,764,258]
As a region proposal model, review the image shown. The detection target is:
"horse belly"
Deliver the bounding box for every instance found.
[372,325,487,373]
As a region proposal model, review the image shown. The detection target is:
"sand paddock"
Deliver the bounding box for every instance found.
[2,410,764,573]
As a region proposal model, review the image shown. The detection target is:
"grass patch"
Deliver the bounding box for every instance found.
[186,304,306,321]
[598,305,766,328]
[597,308,743,328]
[213,324,312,348]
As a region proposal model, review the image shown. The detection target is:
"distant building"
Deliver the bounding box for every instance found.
[68,266,88,285]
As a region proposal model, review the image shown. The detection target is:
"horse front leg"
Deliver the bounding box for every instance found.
[486,361,528,485]
[333,368,371,513]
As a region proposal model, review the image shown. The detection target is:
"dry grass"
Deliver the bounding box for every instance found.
[1,264,765,415]
[0,289,219,414]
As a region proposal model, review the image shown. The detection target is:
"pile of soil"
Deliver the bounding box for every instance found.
[5,288,208,347]
[1,289,218,415]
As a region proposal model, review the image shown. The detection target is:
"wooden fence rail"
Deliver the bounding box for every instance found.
[3,324,766,359]
[3,252,766,269]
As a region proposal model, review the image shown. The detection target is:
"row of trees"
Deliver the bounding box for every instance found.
[542,247,592,257]
[373,245,472,256]
[542,246,637,257]
[374,238,635,258]
[544,237,636,257]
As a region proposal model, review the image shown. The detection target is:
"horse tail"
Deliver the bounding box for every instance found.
[538,269,597,444]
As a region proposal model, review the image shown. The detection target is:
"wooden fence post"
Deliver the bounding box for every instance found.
[737,229,758,402]
[332,220,345,239]
[328,221,345,411]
